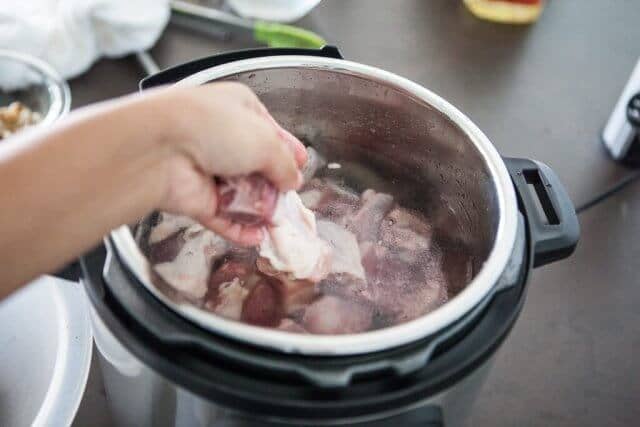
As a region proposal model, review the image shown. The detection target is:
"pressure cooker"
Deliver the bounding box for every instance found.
[80,46,579,426]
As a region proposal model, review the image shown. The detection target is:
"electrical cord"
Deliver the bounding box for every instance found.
[575,168,640,214]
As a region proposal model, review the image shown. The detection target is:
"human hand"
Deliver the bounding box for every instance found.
[151,82,307,246]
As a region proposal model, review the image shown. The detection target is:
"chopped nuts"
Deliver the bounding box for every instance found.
[0,102,42,140]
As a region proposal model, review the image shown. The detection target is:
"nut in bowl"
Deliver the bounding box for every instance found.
[0,49,71,140]
[0,102,42,140]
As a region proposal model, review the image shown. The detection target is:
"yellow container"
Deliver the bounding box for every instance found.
[464,0,544,24]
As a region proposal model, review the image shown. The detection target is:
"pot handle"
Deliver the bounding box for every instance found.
[504,157,580,268]
[139,45,343,90]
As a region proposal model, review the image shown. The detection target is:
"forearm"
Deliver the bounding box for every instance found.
[0,92,175,296]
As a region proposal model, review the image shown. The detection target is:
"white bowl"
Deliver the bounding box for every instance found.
[0,276,93,426]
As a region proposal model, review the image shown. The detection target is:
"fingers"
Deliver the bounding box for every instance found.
[159,156,218,220]
[200,216,264,247]
[277,127,308,168]
[205,82,308,168]
[259,127,302,192]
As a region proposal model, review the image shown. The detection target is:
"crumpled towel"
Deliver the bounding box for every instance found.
[0,0,169,89]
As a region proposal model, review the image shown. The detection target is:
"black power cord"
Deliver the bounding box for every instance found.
[575,168,640,214]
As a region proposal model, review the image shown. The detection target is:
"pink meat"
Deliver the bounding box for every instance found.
[148,167,452,334]
[257,191,332,283]
[204,278,249,320]
[378,207,434,261]
[153,228,228,300]
[299,178,360,222]
[208,258,256,290]
[148,230,186,264]
[360,242,448,323]
[216,174,278,226]
[270,275,318,315]
[241,279,283,327]
[345,189,395,242]
[302,296,373,334]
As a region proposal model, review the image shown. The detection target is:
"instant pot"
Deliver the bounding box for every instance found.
[80,46,579,426]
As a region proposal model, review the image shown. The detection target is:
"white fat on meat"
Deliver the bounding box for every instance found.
[299,189,324,210]
[210,278,249,320]
[259,191,332,283]
[154,228,228,300]
[316,220,365,280]
[303,296,373,334]
[149,213,199,244]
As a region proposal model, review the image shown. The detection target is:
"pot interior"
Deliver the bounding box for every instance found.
[123,61,510,353]
[222,67,498,296]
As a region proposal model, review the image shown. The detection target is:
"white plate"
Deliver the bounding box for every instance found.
[0,276,93,427]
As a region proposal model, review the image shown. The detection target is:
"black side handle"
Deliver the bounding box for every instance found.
[504,157,580,268]
[140,45,343,90]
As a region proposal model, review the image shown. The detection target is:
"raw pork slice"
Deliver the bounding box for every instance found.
[205,278,249,320]
[316,220,365,280]
[241,279,283,327]
[345,189,395,242]
[149,213,198,244]
[299,178,360,222]
[258,191,332,283]
[216,174,278,226]
[154,227,228,300]
[303,296,373,334]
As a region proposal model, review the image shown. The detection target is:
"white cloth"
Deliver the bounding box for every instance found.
[0,0,169,87]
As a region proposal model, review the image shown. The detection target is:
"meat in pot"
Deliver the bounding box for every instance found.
[142,150,469,334]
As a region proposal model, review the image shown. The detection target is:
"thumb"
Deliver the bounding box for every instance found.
[160,156,218,222]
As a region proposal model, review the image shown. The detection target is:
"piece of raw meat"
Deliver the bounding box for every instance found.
[299,178,361,222]
[205,278,249,320]
[208,258,257,290]
[379,207,434,261]
[241,279,283,327]
[359,242,448,323]
[258,191,332,283]
[149,213,199,244]
[302,296,373,334]
[345,189,395,242]
[154,228,229,300]
[316,220,365,280]
[216,174,278,226]
[148,230,187,264]
[146,171,452,334]
[264,273,317,315]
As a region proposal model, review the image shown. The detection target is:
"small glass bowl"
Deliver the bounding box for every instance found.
[0,49,71,131]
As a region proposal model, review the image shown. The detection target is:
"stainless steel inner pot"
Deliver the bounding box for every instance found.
[110,56,518,355]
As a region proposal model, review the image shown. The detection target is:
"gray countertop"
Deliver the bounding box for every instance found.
[71,1,640,426]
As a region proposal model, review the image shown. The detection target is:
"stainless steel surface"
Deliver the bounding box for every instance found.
[111,56,519,355]
[0,49,71,127]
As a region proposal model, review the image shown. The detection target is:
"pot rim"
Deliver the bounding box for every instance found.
[109,56,519,355]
